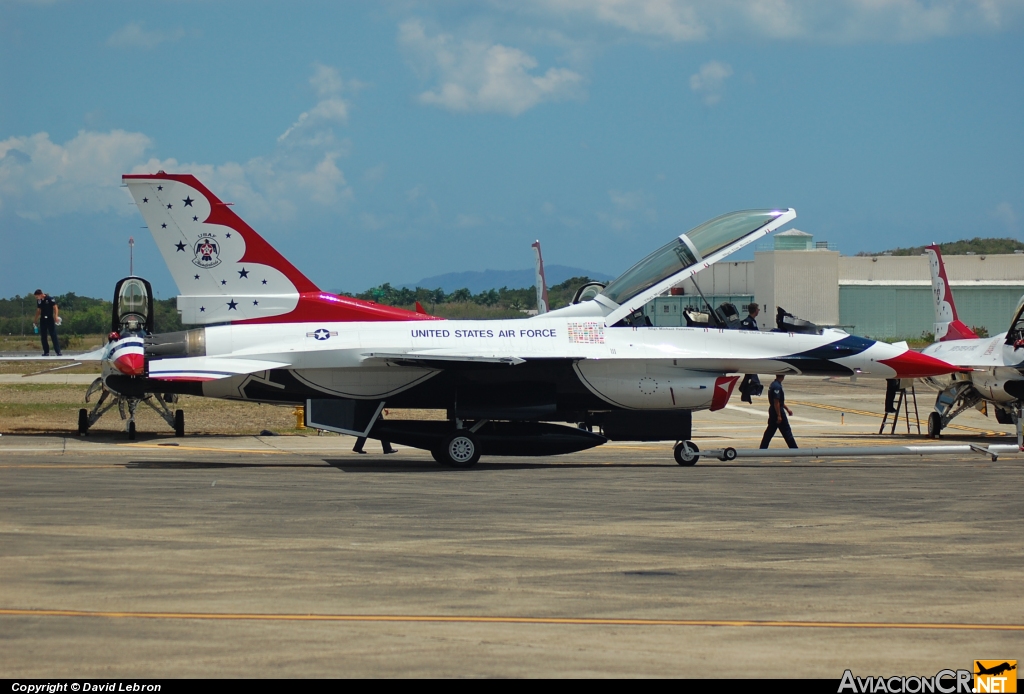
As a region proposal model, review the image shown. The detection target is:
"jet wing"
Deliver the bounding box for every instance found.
[148,356,291,381]
[0,347,107,362]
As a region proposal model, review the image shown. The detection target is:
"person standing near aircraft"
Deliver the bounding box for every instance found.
[33,289,61,357]
[759,374,798,449]
[739,302,760,330]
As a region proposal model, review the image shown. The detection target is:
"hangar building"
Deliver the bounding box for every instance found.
[649,230,1024,339]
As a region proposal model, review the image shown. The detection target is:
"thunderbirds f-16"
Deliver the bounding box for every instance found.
[26,172,962,466]
[919,244,1024,444]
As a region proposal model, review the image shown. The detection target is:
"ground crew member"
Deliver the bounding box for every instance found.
[739,303,760,330]
[33,289,61,357]
[353,408,395,454]
[738,303,762,402]
[759,374,798,449]
[353,437,395,455]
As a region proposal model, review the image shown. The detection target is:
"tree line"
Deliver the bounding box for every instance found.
[0,276,598,334]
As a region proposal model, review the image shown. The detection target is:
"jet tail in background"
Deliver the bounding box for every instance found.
[925,244,979,342]
[532,240,549,315]
[123,172,435,325]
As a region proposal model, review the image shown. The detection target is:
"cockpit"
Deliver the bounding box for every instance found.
[112,277,154,336]
[599,210,786,307]
[1005,294,1024,346]
[544,207,794,325]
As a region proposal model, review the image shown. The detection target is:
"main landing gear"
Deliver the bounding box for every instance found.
[77,378,185,439]
[432,430,482,468]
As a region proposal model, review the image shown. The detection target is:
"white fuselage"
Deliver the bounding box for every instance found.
[921,333,1024,402]
[115,317,921,411]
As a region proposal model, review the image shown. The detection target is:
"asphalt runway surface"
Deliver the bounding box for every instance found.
[2,377,1022,677]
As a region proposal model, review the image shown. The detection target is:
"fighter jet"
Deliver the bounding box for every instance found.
[83,171,958,465]
[919,245,1024,445]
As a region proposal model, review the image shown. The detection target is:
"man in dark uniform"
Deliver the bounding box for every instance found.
[759,374,798,449]
[738,303,762,402]
[739,302,760,331]
[33,289,61,357]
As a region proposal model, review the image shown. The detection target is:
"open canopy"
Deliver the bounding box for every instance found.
[594,209,794,325]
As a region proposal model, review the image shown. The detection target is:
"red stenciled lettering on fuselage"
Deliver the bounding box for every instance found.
[410,328,557,339]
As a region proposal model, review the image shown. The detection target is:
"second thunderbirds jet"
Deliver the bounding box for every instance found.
[85,172,960,466]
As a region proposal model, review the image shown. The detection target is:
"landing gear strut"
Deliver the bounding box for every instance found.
[77,377,185,439]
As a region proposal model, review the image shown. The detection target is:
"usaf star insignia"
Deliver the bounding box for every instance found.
[306,328,339,341]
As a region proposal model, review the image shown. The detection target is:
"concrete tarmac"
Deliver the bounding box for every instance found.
[1,377,1022,677]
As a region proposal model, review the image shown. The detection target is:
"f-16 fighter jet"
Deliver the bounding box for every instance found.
[83,172,957,465]
[919,244,1024,446]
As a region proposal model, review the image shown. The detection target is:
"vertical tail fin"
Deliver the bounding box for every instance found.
[925,244,979,341]
[532,240,549,315]
[123,172,434,324]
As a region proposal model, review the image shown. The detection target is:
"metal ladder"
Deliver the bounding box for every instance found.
[879,384,921,435]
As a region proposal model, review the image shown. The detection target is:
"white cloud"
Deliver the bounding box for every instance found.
[279,63,350,143]
[106,21,186,49]
[0,65,356,224]
[992,201,1018,233]
[534,0,1021,43]
[689,60,733,105]
[399,20,584,116]
[0,130,152,219]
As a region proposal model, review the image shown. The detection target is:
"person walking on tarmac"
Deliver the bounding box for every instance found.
[759,374,798,449]
[33,289,62,357]
[738,303,763,403]
[352,408,395,454]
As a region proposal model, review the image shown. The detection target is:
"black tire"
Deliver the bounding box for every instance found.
[127,421,137,440]
[674,440,699,466]
[438,431,481,468]
[720,447,737,461]
[927,412,942,439]
[430,448,445,464]
[995,407,1015,425]
[174,409,185,437]
[78,408,89,436]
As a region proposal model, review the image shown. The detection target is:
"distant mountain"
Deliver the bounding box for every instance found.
[402,265,614,294]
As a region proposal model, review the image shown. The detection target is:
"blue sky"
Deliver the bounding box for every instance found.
[1,1,1022,299]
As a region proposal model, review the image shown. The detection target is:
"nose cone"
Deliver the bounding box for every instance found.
[113,352,145,377]
[879,349,960,379]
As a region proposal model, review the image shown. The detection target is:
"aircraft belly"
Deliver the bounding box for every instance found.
[573,361,719,410]
[291,366,439,399]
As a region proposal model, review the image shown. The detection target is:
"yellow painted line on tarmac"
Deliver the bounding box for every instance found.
[0,608,1021,631]
[788,400,1007,436]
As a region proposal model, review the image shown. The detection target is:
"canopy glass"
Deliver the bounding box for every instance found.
[600,209,784,306]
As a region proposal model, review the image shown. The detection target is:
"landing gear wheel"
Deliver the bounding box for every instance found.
[78,408,89,436]
[174,409,185,437]
[719,447,737,462]
[438,432,481,468]
[674,440,699,466]
[927,412,942,439]
[127,421,137,440]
